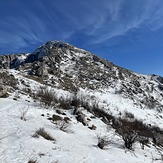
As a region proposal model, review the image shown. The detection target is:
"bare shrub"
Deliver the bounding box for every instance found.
[113,118,152,138]
[113,118,153,150]
[138,136,149,150]
[78,93,90,109]
[19,106,29,121]
[97,135,110,149]
[70,93,81,108]
[91,99,100,111]
[153,132,163,147]
[33,128,55,141]
[121,130,138,150]
[70,91,89,109]
[113,116,163,149]
[92,108,113,125]
[36,86,57,108]
[58,96,71,110]
[116,122,137,150]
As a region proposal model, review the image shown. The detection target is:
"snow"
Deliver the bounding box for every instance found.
[0,87,163,162]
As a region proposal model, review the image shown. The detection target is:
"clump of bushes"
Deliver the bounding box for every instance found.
[112,117,163,149]
[35,86,58,108]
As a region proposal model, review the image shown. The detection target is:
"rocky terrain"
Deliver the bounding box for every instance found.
[0,41,163,163]
[1,41,163,111]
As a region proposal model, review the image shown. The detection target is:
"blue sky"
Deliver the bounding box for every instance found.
[0,0,163,76]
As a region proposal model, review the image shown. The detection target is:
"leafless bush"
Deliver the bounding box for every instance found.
[36,86,57,108]
[91,99,100,111]
[115,121,137,150]
[97,135,110,149]
[92,108,113,125]
[153,132,163,147]
[78,93,90,108]
[70,91,89,109]
[58,96,71,110]
[113,118,152,138]
[19,106,29,121]
[113,118,152,150]
[121,131,138,150]
[33,128,55,141]
[138,136,149,150]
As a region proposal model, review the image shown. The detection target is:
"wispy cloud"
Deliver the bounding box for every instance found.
[77,0,163,45]
[1,0,163,52]
[59,0,163,45]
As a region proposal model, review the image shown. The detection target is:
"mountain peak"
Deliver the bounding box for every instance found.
[0,41,163,163]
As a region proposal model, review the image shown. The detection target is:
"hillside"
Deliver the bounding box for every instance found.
[0,41,163,163]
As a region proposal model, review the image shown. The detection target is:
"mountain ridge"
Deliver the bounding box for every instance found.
[1,41,163,111]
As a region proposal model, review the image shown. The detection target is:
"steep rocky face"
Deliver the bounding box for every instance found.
[0,70,18,97]
[17,41,138,90]
[0,41,163,111]
[0,54,17,68]
[0,53,28,69]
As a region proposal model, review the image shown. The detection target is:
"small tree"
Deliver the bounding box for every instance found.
[121,131,138,150]
[115,119,138,150]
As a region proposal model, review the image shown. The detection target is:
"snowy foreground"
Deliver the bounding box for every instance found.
[0,82,163,163]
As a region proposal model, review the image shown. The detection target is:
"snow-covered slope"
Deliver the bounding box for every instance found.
[0,41,163,163]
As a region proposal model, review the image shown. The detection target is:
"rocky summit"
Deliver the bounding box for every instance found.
[1,41,163,111]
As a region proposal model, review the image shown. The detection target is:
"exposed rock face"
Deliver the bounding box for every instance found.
[0,40,163,111]
[0,84,7,97]
[0,53,27,69]
[0,71,18,88]
[30,62,48,79]
[0,71,18,97]
[0,54,16,68]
